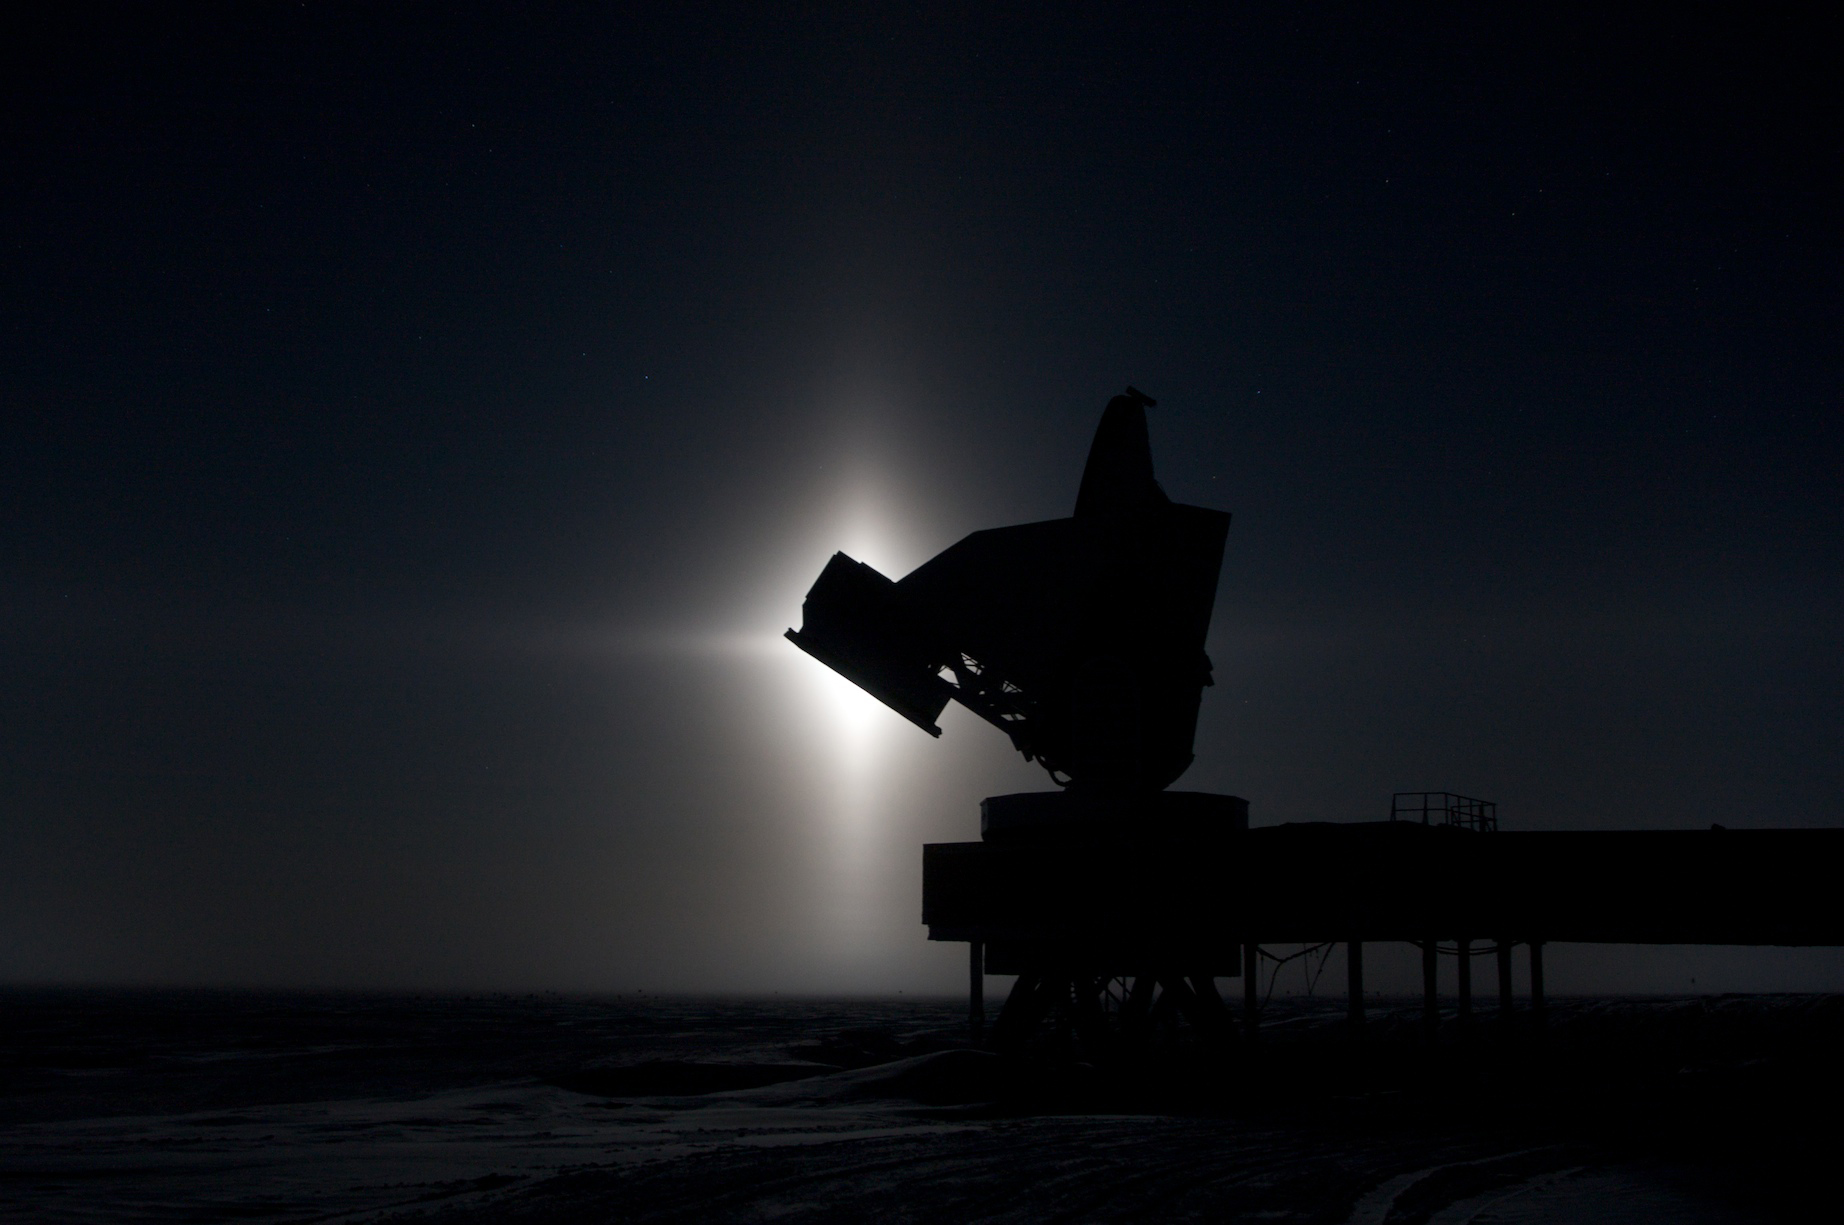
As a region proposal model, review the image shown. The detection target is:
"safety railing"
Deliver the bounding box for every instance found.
[1391,791,1497,832]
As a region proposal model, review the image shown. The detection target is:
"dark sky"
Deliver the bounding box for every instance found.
[4,5,1840,993]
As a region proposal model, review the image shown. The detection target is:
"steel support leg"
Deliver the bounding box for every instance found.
[1456,938,1472,1028]
[1243,940,1260,1040]
[1529,940,1546,1030]
[990,972,1046,1054]
[1188,975,1231,1042]
[1422,940,1439,1041]
[1122,974,1156,1045]
[969,941,984,1046]
[1347,940,1365,1030]
[1497,940,1514,1016]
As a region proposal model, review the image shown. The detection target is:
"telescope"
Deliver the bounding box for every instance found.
[787,387,1230,803]
[787,389,1844,1057]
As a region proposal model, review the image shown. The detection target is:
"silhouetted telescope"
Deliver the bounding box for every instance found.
[786,387,1229,797]
[787,389,1844,1059]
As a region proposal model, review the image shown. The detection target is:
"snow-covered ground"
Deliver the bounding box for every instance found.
[2,991,1824,1222]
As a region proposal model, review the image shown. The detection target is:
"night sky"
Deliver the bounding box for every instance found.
[5,6,1840,994]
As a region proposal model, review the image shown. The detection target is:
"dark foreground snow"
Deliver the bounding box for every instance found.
[3,991,1836,1222]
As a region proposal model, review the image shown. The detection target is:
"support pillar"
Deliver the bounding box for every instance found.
[1421,940,1439,1041]
[989,972,1043,1055]
[1122,974,1156,1044]
[1346,940,1365,1031]
[968,941,984,1046]
[1529,940,1546,1029]
[1496,940,1514,1016]
[1456,939,1472,1028]
[1243,940,1260,1040]
[1188,975,1231,1044]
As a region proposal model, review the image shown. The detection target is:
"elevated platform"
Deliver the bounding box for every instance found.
[925,817,1844,972]
[929,807,1844,1051]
